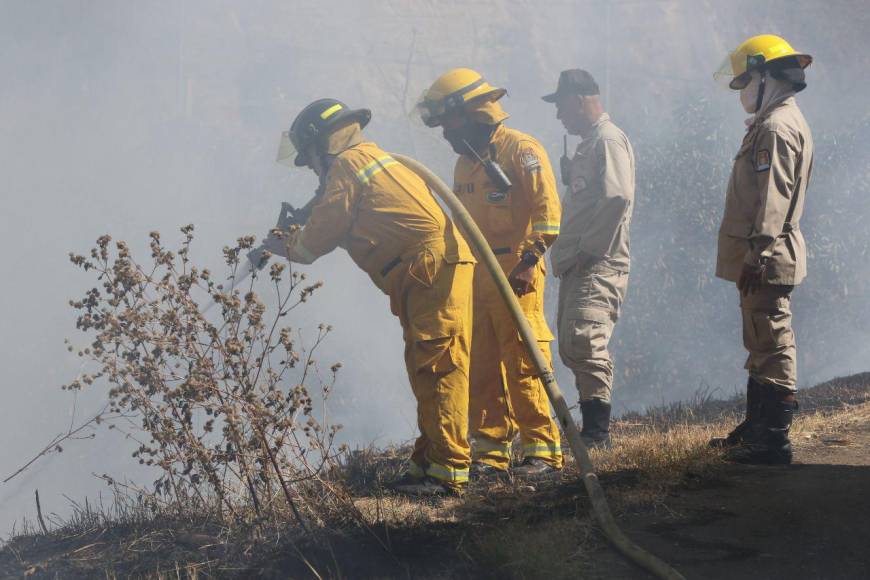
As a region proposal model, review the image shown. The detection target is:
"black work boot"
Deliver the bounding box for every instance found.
[470,461,508,481]
[391,475,459,497]
[710,377,764,448]
[511,457,558,478]
[580,399,612,449]
[728,385,798,465]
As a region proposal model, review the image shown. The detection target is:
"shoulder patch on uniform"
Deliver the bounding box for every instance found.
[570,176,587,194]
[520,148,541,172]
[755,149,771,172]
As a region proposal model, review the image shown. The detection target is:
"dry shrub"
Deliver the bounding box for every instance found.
[64,225,348,530]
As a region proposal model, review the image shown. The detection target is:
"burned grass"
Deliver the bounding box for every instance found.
[3,372,869,579]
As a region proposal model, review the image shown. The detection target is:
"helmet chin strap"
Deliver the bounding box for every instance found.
[754,71,767,115]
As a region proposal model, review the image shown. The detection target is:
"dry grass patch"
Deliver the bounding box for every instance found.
[354,494,464,527]
[792,400,870,445]
[5,375,868,579]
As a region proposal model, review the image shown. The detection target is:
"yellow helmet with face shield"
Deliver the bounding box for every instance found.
[715,34,812,90]
[415,68,507,127]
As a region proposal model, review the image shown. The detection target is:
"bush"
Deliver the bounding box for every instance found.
[65,225,347,530]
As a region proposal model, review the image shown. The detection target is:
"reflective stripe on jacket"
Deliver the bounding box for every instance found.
[452,124,561,272]
[287,142,474,293]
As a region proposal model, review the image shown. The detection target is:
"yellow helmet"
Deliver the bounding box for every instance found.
[715,34,812,90]
[415,68,507,127]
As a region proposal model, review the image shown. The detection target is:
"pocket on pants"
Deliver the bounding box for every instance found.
[747,310,791,354]
[415,335,457,375]
[516,313,554,376]
[410,309,463,375]
[517,340,552,376]
[563,310,611,362]
[408,248,438,288]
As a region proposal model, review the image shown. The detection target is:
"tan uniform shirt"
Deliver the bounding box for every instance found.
[551,114,635,277]
[286,141,474,295]
[716,97,813,285]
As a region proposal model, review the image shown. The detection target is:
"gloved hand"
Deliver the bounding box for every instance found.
[737,262,765,296]
[508,259,537,297]
[261,229,290,259]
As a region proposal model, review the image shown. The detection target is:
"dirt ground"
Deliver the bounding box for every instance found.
[588,419,870,580]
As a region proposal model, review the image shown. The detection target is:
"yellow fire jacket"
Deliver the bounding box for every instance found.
[452,124,561,270]
[285,141,474,297]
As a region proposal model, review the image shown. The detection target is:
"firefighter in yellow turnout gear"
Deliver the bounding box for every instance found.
[417,69,563,476]
[268,99,476,495]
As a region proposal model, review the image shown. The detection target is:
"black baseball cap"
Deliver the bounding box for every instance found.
[542,69,600,102]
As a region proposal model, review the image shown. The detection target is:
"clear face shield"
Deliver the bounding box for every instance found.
[412,89,446,128]
[276,130,299,167]
[714,52,757,90]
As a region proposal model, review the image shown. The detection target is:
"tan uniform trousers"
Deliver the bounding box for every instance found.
[740,284,797,391]
[557,262,628,402]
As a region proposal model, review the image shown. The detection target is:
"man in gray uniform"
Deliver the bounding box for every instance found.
[711,34,814,465]
[542,70,635,448]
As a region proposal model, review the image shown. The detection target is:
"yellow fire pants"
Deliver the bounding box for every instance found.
[394,252,474,489]
[469,260,563,470]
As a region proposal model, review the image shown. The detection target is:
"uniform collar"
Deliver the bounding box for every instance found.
[575,113,610,151]
[469,123,505,162]
[592,112,611,129]
[579,112,610,140]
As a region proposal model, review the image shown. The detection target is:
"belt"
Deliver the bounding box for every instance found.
[491,246,512,256]
[380,236,452,277]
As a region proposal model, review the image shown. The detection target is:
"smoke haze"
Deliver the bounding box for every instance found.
[2,0,868,535]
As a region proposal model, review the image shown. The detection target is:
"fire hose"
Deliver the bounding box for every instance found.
[393,153,685,580]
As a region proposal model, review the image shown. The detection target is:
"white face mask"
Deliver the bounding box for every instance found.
[739,73,762,114]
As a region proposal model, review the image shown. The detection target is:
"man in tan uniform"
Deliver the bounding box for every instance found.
[542,70,635,448]
[417,69,564,477]
[267,98,476,494]
[711,35,814,465]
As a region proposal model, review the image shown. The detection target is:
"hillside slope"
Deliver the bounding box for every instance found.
[1,372,868,579]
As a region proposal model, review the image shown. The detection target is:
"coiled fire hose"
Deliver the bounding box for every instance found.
[394,154,685,580]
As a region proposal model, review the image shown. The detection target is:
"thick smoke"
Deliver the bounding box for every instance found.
[1,0,867,535]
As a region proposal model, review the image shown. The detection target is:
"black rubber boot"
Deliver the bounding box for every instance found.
[709,377,764,448]
[579,399,612,449]
[728,385,798,465]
